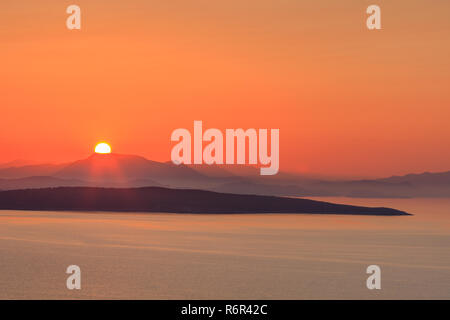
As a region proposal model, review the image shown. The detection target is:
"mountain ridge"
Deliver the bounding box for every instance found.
[0,154,448,198]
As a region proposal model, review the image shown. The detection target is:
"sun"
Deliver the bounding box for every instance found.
[95,142,111,154]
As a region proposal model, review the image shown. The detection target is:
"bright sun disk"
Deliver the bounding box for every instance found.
[95,142,111,154]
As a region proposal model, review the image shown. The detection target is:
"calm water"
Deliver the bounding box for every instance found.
[0,197,449,299]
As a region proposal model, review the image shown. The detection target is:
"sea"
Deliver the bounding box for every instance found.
[0,197,448,299]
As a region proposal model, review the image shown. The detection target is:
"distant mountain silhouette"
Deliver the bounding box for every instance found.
[211,180,313,196]
[0,176,86,190]
[0,159,36,169]
[0,163,67,179]
[54,153,207,187]
[0,176,163,191]
[0,186,410,215]
[212,171,450,198]
[187,163,261,178]
[302,171,450,197]
[377,171,450,185]
[0,154,449,198]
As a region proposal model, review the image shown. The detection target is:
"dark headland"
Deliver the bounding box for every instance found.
[0,186,410,216]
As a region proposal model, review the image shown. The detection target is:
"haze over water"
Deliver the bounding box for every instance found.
[0,198,449,299]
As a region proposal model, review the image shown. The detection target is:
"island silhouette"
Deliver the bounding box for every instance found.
[0,186,410,215]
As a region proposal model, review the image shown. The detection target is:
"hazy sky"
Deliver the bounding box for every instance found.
[1,1,449,177]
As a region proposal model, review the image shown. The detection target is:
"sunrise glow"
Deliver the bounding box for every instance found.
[94,143,111,154]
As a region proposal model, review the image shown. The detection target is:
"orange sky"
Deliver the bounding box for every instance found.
[1,0,449,178]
